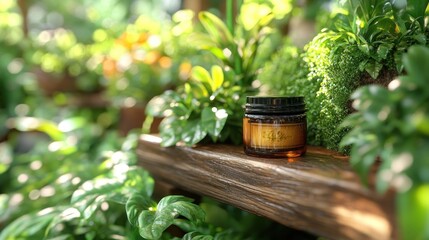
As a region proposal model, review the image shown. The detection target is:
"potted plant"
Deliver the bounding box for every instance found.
[145,0,288,146]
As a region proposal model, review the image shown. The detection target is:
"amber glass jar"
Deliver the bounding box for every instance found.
[243,96,307,158]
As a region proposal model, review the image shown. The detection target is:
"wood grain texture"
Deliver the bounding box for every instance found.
[137,134,395,240]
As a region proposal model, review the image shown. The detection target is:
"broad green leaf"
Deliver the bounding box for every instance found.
[72,167,153,220]
[71,178,123,219]
[171,102,191,118]
[158,196,204,223]
[126,192,157,227]
[0,207,63,240]
[376,43,393,60]
[160,118,185,147]
[192,66,213,93]
[146,92,181,117]
[198,12,234,45]
[201,107,228,141]
[181,120,207,146]
[364,61,383,79]
[146,95,171,117]
[189,82,209,98]
[402,45,429,86]
[350,141,379,186]
[129,194,205,240]
[357,43,370,55]
[211,65,224,91]
[182,232,214,240]
[125,168,155,198]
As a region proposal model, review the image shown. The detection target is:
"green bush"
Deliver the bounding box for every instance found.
[341,45,429,240]
[260,0,429,151]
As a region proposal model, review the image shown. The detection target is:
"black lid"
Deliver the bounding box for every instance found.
[245,96,305,114]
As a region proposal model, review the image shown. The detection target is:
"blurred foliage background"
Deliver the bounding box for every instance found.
[0,0,428,239]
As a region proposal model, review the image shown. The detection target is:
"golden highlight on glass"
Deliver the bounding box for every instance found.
[243,96,307,158]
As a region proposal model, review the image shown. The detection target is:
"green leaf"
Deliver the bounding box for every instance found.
[125,168,155,198]
[350,141,379,186]
[72,167,153,220]
[188,33,219,49]
[159,117,186,147]
[182,232,214,240]
[146,95,172,117]
[71,178,123,219]
[192,66,213,93]
[201,107,228,141]
[126,192,157,227]
[402,45,429,86]
[211,65,224,91]
[171,102,191,118]
[376,43,393,60]
[127,194,205,240]
[364,61,383,79]
[181,120,207,146]
[357,43,370,55]
[198,12,234,46]
[413,33,426,44]
[0,207,63,240]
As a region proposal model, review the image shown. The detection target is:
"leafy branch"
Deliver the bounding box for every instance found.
[340,45,429,240]
[126,193,205,240]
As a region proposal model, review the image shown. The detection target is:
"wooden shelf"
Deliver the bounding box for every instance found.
[137,134,395,240]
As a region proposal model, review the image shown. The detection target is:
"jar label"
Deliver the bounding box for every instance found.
[249,122,306,149]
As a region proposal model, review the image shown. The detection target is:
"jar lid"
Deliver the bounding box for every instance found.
[245,96,305,114]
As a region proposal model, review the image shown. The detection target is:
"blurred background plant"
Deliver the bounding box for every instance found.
[146,0,294,146]
[1,0,428,239]
[102,14,187,108]
[0,0,28,126]
[340,45,429,240]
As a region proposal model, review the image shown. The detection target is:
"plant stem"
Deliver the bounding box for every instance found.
[227,0,243,77]
[226,0,234,35]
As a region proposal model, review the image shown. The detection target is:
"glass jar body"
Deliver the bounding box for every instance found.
[243,113,307,158]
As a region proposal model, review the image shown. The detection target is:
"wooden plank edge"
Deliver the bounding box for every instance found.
[137,134,395,240]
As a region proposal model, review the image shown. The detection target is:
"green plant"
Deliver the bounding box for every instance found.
[0,117,131,239]
[0,0,27,121]
[146,1,285,146]
[260,0,429,151]
[340,45,429,240]
[29,28,111,92]
[1,113,308,239]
